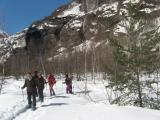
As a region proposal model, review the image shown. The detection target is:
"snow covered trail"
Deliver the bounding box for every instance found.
[0,78,28,120]
[14,93,160,120]
[1,78,160,120]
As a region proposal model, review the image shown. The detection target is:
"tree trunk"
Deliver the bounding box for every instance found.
[136,70,143,107]
[40,54,46,78]
[92,46,96,84]
[0,62,5,94]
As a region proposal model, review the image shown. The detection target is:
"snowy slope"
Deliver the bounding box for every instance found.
[0,76,160,120]
[0,30,8,39]
[0,29,27,63]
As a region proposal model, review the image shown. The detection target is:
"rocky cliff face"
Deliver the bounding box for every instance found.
[1,0,160,75]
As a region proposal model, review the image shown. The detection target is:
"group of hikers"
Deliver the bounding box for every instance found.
[21,71,73,110]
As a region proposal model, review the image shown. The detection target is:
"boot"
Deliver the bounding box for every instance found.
[32,106,36,111]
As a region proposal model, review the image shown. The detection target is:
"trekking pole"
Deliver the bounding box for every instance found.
[45,83,48,97]
[72,84,74,94]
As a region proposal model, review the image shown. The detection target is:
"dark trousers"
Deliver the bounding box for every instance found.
[38,87,44,102]
[66,84,72,94]
[27,92,36,107]
[49,84,55,96]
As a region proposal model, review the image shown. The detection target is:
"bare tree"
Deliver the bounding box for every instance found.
[0,17,6,94]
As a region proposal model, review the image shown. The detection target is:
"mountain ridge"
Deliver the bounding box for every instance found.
[0,0,160,75]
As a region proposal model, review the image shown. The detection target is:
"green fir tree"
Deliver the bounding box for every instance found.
[106,2,160,108]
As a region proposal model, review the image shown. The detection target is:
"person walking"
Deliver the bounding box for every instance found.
[64,74,72,94]
[70,75,73,93]
[32,71,39,97]
[47,73,56,96]
[21,72,38,110]
[38,73,46,102]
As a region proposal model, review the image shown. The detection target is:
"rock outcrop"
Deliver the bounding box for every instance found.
[1,0,160,75]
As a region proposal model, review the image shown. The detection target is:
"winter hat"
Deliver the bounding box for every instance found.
[34,71,38,75]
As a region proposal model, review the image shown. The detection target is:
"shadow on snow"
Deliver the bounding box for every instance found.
[75,90,91,94]
[41,103,68,107]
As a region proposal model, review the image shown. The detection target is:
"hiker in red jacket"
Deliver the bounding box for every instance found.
[47,73,56,96]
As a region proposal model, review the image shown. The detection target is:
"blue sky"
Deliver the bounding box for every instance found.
[0,0,71,35]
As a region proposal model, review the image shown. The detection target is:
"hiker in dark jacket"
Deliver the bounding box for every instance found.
[21,72,38,110]
[64,74,72,94]
[32,71,39,97]
[38,73,46,102]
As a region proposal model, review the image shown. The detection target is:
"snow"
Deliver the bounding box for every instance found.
[140,5,160,14]
[37,25,44,30]
[97,2,118,18]
[32,24,36,27]
[69,20,82,28]
[0,30,8,38]
[123,0,140,4]
[122,0,160,15]
[10,32,26,48]
[44,23,57,28]
[158,19,160,32]
[0,77,26,120]
[37,23,57,30]
[73,40,93,52]
[54,40,94,58]
[0,29,27,63]
[0,76,160,120]
[57,47,66,53]
[47,57,53,62]
[90,28,98,34]
[52,47,68,59]
[114,22,127,35]
[58,2,84,17]
[54,53,64,59]
[95,41,103,48]
[92,22,97,26]
[66,20,82,30]
[65,20,82,32]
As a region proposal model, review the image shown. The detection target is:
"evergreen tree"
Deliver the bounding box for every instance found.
[106,1,160,108]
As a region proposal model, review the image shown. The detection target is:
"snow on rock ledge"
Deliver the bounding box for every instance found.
[57,2,84,17]
[97,2,118,18]
[0,29,27,63]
